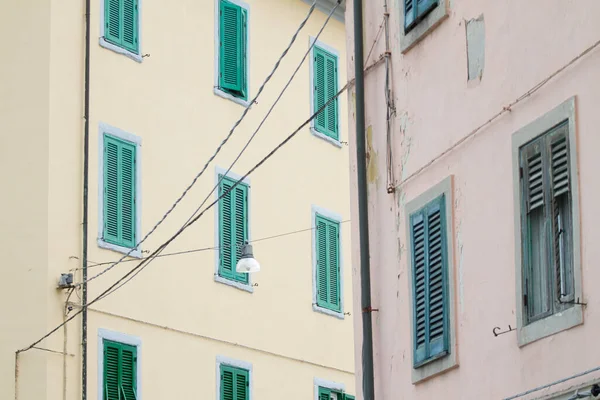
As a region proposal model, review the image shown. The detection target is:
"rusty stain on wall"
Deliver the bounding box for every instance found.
[366,125,379,186]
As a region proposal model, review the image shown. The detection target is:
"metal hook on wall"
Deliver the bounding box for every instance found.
[492,325,516,337]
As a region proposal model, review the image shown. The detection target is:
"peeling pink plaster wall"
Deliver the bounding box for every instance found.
[345,0,600,398]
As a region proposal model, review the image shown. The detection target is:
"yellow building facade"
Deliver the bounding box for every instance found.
[0,0,354,399]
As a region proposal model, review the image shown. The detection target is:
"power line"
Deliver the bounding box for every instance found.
[18,53,350,353]
[80,0,320,287]
[70,220,351,271]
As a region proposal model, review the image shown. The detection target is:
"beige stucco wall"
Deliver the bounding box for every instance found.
[346,0,600,399]
[2,0,354,399]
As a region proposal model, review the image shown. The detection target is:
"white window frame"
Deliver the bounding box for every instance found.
[99,0,143,62]
[97,328,143,400]
[511,96,582,347]
[313,377,345,400]
[213,166,254,293]
[216,356,253,400]
[311,205,344,319]
[213,0,251,107]
[404,175,457,383]
[97,122,143,258]
[309,37,342,148]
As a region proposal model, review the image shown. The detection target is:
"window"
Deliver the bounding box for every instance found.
[519,123,574,322]
[399,0,448,53]
[409,194,449,367]
[219,365,249,400]
[404,0,438,33]
[312,45,339,141]
[99,126,141,257]
[512,97,582,346]
[102,0,140,56]
[103,339,138,400]
[318,387,353,400]
[405,176,456,382]
[314,212,341,314]
[217,0,248,101]
[218,175,249,285]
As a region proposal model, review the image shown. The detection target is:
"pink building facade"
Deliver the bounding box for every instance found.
[345,0,600,399]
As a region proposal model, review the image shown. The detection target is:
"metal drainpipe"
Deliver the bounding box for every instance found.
[82,0,91,397]
[353,0,376,399]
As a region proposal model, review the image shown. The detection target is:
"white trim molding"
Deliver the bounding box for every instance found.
[97,328,143,400]
[99,0,143,62]
[511,96,583,347]
[301,0,346,23]
[97,122,143,258]
[216,356,253,400]
[405,175,458,383]
[313,377,346,400]
[311,205,344,319]
[308,37,343,148]
[213,0,251,107]
[213,166,254,293]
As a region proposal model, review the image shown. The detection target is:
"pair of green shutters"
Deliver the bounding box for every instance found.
[220,365,249,400]
[104,0,139,54]
[103,340,137,400]
[318,387,354,400]
[103,134,137,249]
[313,47,339,140]
[218,175,249,284]
[316,215,341,312]
[409,194,449,367]
[219,0,248,99]
[404,0,438,32]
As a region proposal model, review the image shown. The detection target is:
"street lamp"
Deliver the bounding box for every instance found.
[236,242,260,273]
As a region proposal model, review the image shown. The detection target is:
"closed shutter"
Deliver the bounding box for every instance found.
[104,0,139,53]
[220,0,246,98]
[318,387,331,400]
[315,215,341,312]
[220,365,249,400]
[103,134,136,249]
[313,47,339,140]
[410,195,449,366]
[104,342,120,400]
[404,0,438,32]
[218,176,249,283]
[103,340,137,400]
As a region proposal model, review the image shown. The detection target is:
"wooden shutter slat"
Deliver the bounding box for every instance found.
[526,151,544,211]
[106,0,121,43]
[314,49,327,132]
[219,177,234,277]
[316,218,328,305]
[411,212,427,358]
[233,185,249,283]
[328,222,340,308]
[235,369,248,400]
[220,1,244,94]
[120,142,136,248]
[551,136,569,197]
[326,56,338,137]
[104,138,120,242]
[404,0,415,29]
[221,366,235,400]
[104,341,120,400]
[120,345,137,400]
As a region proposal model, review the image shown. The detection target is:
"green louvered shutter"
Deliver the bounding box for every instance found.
[344,396,355,400]
[410,195,449,367]
[103,341,137,400]
[103,341,120,400]
[105,0,121,45]
[104,0,139,53]
[316,215,341,312]
[103,135,136,249]
[313,47,339,140]
[219,0,247,98]
[218,176,249,284]
[121,344,137,400]
[318,387,331,400]
[220,365,249,400]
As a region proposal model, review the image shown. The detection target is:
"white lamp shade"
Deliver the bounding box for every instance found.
[236,257,260,273]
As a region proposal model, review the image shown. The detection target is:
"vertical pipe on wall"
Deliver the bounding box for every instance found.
[353,0,376,399]
[82,0,91,397]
